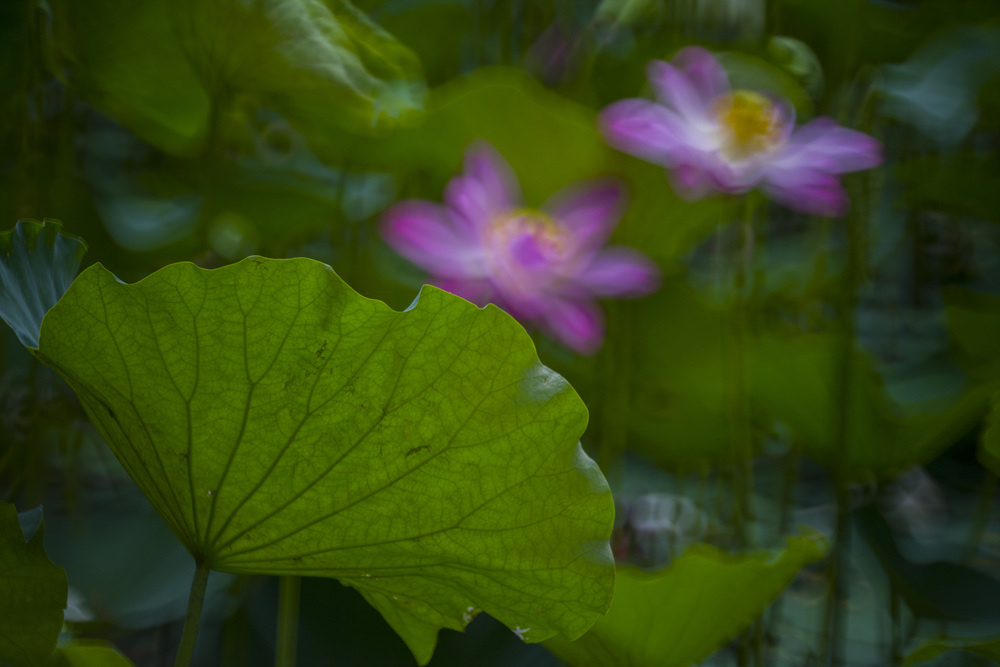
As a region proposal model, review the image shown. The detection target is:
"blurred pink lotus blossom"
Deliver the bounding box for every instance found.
[382,142,660,354]
[600,47,883,216]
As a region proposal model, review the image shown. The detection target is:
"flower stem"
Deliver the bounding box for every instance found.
[964,469,997,562]
[889,580,902,664]
[275,576,302,667]
[730,196,758,549]
[596,301,630,478]
[820,148,869,666]
[820,481,851,666]
[175,561,211,667]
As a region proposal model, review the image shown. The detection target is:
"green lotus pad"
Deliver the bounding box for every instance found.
[34,257,614,664]
[543,535,826,667]
[0,503,68,667]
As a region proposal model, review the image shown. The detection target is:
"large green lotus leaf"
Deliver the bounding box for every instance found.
[543,535,826,667]
[904,634,1000,665]
[51,0,424,156]
[0,503,68,667]
[0,218,87,348]
[34,257,614,664]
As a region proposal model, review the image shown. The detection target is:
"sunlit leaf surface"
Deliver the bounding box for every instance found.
[543,535,826,667]
[0,503,68,667]
[35,257,614,664]
[51,642,137,667]
[0,218,87,348]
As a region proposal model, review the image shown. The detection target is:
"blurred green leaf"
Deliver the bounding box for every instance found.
[980,398,1000,476]
[943,289,1000,475]
[904,634,1000,665]
[766,36,825,99]
[348,67,722,264]
[364,2,474,85]
[34,257,614,665]
[45,492,235,630]
[857,504,1000,624]
[0,503,67,667]
[716,51,815,117]
[627,280,748,472]
[896,154,1000,222]
[344,67,610,201]
[0,218,87,348]
[749,328,988,480]
[594,0,666,27]
[945,287,1000,364]
[627,279,986,478]
[778,0,998,89]
[543,534,826,667]
[0,1,33,105]
[49,642,136,667]
[52,0,425,156]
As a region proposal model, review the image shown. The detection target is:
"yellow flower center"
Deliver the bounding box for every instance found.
[714,90,784,160]
[489,210,568,260]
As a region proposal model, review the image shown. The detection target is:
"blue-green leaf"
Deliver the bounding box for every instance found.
[0,218,87,348]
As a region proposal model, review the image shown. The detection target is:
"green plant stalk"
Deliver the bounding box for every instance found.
[889,580,901,665]
[596,186,640,476]
[734,198,766,661]
[821,482,852,666]
[730,195,758,550]
[820,164,869,666]
[175,561,211,667]
[596,300,630,477]
[964,470,998,563]
[764,451,801,655]
[276,576,302,667]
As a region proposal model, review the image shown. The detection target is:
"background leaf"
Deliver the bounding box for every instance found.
[51,0,425,156]
[543,535,827,667]
[0,218,87,348]
[904,634,1000,665]
[34,257,614,664]
[747,328,989,480]
[340,67,724,264]
[981,399,1000,476]
[49,642,137,667]
[0,502,67,667]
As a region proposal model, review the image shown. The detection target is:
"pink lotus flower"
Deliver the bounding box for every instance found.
[599,47,883,216]
[382,143,660,354]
